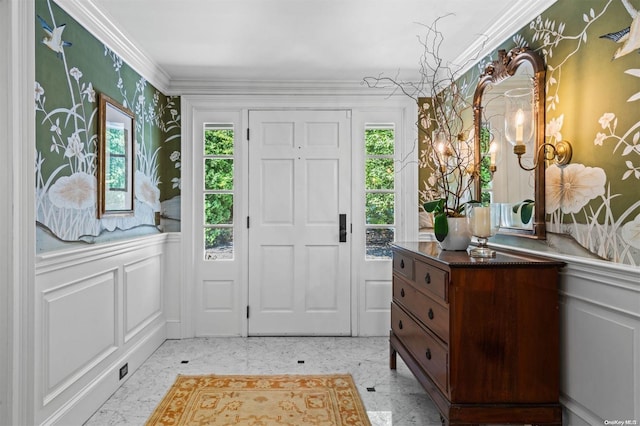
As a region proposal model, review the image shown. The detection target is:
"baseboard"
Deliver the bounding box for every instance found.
[560,394,599,426]
[42,322,166,426]
[165,319,182,339]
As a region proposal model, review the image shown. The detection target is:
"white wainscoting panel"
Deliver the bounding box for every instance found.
[43,271,117,403]
[124,255,162,341]
[558,261,640,425]
[365,280,391,312]
[35,234,172,425]
[202,280,235,311]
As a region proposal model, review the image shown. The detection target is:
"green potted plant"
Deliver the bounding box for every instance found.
[420,123,477,249]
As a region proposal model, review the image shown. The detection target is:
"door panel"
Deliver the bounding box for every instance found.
[248,110,351,335]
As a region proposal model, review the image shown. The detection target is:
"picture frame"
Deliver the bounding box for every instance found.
[97,93,136,218]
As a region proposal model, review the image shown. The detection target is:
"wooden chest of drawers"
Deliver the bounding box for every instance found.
[390,242,565,426]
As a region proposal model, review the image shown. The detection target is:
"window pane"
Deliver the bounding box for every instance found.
[366,193,394,225]
[204,228,233,260]
[365,158,394,190]
[204,159,234,190]
[366,228,394,259]
[204,129,234,155]
[204,194,233,225]
[107,127,126,154]
[107,156,126,190]
[365,128,394,155]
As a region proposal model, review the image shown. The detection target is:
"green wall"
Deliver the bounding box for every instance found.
[35,0,181,251]
[418,0,640,265]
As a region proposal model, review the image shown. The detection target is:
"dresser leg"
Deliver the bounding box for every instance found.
[390,345,397,370]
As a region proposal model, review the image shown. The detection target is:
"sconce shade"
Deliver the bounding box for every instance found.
[504,88,534,147]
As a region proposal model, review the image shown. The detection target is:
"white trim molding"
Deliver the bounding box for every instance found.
[53,0,557,97]
[0,1,10,424]
[53,0,171,93]
[7,0,37,424]
[453,0,558,76]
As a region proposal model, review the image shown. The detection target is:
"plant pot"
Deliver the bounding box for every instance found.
[438,217,471,251]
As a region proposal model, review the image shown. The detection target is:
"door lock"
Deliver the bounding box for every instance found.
[339,214,347,242]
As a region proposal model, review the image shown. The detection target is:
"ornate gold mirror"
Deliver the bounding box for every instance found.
[473,47,546,239]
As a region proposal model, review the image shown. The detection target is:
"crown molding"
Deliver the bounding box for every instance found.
[168,78,409,97]
[453,0,558,77]
[54,0,556,96]
[54,0,171,93]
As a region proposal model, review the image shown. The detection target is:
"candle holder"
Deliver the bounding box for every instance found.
[467,203,501,258]
[504,88,534,150]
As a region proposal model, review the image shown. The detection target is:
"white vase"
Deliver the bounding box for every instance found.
[438,217,472,251]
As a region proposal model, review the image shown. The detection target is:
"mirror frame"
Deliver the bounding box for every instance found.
[473,47,546,239]
[97,93,136,218]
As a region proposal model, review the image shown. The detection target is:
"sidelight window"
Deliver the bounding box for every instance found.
[364,125,395,259]
[203,124,234,260]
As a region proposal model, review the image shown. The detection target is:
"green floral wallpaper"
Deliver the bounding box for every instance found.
[419,0,640,266]
[35,0,181,251]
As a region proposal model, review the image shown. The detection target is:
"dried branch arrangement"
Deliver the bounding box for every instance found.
[364,15,487,227]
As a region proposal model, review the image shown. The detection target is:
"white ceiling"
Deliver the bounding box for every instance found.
[76,0,553,88]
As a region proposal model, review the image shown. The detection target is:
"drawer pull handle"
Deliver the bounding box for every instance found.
[398,320,403,330]
[424,273,431,284]
[400,259,405,269]
[428,308,434,320]
[425,349,432,360]
[400,288,405,297]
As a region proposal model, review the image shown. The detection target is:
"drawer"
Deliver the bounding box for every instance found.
[393,276,449,343]
[391,303,448,394]
[415,260,448,301]
[393,252,414,281]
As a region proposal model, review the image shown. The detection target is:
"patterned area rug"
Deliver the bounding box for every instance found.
[145,374,372,426]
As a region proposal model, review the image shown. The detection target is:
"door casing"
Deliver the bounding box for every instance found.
[181,95,418,338]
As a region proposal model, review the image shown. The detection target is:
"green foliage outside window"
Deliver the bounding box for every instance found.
[205,194,233,224]
[366,193,395,224]
[366,158,394,190]
[365,128,394,155]
[479,126,492,204]
[205,159,233,190]
[107,127,127,190]
[205,129,233,155]
[365,128,395,225]
[365,128,395,259]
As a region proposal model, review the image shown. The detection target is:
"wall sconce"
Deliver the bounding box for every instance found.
[505,88,573,171]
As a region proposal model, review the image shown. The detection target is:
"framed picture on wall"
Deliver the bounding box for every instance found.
[97,93,135,218]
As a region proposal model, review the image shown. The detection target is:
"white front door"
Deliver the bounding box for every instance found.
[248,110,351,335]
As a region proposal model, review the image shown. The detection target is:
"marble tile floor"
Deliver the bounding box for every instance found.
[84,336,443,426]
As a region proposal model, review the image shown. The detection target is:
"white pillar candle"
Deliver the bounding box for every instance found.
[473,206,492,237]
[515,109,524,146]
